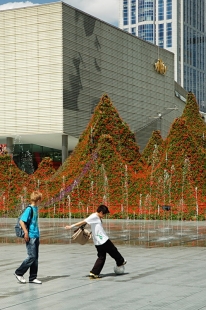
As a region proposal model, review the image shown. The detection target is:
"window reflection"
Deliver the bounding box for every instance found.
[13,144,72,174]
[158,24,164,47]
[123,0,128,25]
[131,0,136,24]
[131,27,136,35]
[138,24,154,43]
[138,0,154,22]
[166,22,172,47]
[158,0,164,21]
[166,0,172,19]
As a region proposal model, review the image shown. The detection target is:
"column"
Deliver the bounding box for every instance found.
[62,134,68,164]
[6,137,13,157]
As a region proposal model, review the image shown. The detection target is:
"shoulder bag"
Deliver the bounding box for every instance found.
[71,224,92,245]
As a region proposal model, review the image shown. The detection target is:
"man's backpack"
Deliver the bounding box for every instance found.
[15,206,33,238]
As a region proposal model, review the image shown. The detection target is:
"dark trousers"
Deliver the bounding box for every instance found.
[91,239,124,275]
[15,238,39,281]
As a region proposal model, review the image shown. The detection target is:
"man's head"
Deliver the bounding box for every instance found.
[96,205,110,216]
[30,191,42,204]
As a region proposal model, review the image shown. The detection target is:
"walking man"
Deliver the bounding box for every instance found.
[14,191,42,284]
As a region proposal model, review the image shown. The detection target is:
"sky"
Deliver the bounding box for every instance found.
[0,0,119,27]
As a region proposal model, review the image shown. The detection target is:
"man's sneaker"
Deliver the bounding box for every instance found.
[89,272,101,279]
[29,279,42,284]
[14,273,26,284]
[118,260,127,267]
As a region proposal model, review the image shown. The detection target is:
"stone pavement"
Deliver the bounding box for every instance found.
[1,240,206,309]
[1,218,206,309]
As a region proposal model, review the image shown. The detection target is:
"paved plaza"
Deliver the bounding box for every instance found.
[1,218,206,309]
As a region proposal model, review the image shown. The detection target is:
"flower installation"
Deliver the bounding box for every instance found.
[0,93,206,220]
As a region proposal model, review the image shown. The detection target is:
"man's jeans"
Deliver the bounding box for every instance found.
[15,238,39,281]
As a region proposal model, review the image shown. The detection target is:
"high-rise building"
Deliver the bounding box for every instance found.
[119,0,206,111]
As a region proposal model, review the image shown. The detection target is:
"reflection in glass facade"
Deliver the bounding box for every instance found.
[158,24,164,47]
[131,0,136,24]
[123,0,128,25]
[131,27,136,35]
[138,0,154,22]
[138,24,154,43]
[120,0,206,110]
[166,22,172,47]
[183,0,206,111]
[158,0,164,21]
[166,0,172,19]
[13,144,63,174]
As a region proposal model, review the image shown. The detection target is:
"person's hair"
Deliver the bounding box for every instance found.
[97,204,110,214]
[30,191,42,203]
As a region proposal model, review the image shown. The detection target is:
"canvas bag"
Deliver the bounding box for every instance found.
[71,224,92,245]
[15,206,33,238]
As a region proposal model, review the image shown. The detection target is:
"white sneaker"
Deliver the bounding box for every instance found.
[29,279,42,284]
[89,272,101,279]
[14,273,26,284]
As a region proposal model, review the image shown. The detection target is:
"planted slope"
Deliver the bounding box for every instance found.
[182,92,206,148]
[0,155,29,213]
[145,117,206,218]
[48,94,143,209]
[60,134,140,213]
[141,130,165,168]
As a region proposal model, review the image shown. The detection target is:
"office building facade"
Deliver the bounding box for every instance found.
[119,0,206,111]
[0,1,186,172]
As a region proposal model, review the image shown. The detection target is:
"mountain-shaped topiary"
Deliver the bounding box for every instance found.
[141,130,165,166]
[181,92,206,149]
[141,114,206,219]
[1,92,206,220]
[46,94,144,210]
[56,134,140,216]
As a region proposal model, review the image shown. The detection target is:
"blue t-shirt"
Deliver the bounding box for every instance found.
[20,205,40,238]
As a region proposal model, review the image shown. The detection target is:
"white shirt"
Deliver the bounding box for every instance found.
[85,213,108,245]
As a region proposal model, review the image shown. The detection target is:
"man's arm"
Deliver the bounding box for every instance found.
[65,220,87,230]
[19,220,29,242]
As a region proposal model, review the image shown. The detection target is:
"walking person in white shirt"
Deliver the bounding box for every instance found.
[65,204,127,278]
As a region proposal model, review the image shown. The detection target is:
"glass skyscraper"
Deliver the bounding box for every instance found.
[119,0,206,111]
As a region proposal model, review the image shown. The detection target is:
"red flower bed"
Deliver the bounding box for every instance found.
[1,93,206,220]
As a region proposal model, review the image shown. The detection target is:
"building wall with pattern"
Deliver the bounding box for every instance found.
[62,2,185,142]
[0,3,63,135]
[0,1,186,152]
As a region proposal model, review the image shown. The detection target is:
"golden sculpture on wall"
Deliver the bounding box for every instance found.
[154,59,167,75]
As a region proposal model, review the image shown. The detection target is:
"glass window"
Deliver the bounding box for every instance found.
[158,0,164,21]
[193,30,197,67]
[166,0,172,19]
[131,27,136,35]
[131,0,136,24]
[138,0,154,22]
[123,0,128,26]
[166,22,172,47]
[158,23,164,47]
[13,144,63,173]
[193,68,196,95]
[192,1,196,28]
[183,0,187,23]
[138,24,154,44]
[190,67,193,90]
